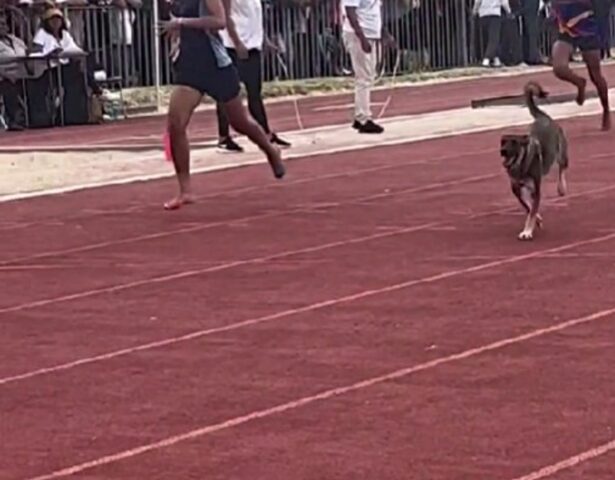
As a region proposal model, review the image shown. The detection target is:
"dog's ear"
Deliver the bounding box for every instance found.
[537,86,549,98]
[501,134,529,147]
[517,135,530,146]
[500,136,517,157]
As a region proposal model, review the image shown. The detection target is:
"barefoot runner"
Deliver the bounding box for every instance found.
[160,0,285,210]
[550,0,611,130]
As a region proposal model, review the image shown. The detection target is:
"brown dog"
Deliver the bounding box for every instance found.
[500,82,569,240]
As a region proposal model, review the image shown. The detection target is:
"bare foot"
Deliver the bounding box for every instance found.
[575,78,587,105]
[601,110,611,131]
[267,146,285,179]
[164,193,195,210]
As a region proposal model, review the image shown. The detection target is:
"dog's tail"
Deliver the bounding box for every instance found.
[524,81,549,119]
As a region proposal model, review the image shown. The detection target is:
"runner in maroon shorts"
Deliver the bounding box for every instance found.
[550,0,611,130]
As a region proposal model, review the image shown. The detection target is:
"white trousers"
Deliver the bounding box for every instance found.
[343,30,378,124]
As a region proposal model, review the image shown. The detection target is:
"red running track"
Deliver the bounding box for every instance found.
[2,64,615,149]
[1,113,615,479]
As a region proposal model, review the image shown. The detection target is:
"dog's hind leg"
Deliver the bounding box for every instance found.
[558,166,568,197]
[557,136,569,196]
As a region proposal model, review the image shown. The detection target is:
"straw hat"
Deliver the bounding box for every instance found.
[42,7,63,21]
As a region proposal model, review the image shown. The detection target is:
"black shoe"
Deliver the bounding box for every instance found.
[270,133,291,148]
[356,120,384,134]
[217,137,243,153]
[352,120,360,130]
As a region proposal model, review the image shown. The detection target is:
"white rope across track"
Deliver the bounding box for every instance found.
[275,51,305,132]
[376,48,402,120]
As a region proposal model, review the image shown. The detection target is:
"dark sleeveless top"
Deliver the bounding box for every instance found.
[170,0,232,69]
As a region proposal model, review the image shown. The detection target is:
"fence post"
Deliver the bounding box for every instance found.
[152,0,162,112]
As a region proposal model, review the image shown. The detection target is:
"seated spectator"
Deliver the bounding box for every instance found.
[29,7,100,126]
[0,13,27,130]
[33,7,84,64]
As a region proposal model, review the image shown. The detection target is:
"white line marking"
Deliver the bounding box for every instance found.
[3,177,613,320]
[3,226,615,387]
[0,147,480,237]
[2,173,608,318]
[312,102,387,112]
[0,154,442,234]
[0,221,442,316]
[0,264,77,272]
[442,252,615,261]
[0,101,604,204]
[510,439,615,480]
[27,306,615,480]
[1,172,495,266]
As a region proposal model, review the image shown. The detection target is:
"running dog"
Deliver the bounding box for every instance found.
[500,81,569,240]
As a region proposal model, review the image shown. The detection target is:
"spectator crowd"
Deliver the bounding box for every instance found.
[1,0,614,131]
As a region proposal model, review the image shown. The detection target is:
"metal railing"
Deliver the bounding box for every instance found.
[4,1,615,93]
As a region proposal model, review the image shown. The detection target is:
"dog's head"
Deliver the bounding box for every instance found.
[500,134,529,161]
[500,134,532,177]
[524,81,549,99]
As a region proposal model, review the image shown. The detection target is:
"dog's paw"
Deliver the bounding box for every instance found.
[518,230,534,241]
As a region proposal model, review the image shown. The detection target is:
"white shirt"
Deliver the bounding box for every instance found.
[33,28,83,56]
[341,0,382,40]
[472,0,511,17]
[219,0,264,51]
[33,27,84,67]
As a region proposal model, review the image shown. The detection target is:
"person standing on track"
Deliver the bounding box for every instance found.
[160,0,285,211]
[342,0,394,134]
[550,0,611,131]
[214,0,291,153]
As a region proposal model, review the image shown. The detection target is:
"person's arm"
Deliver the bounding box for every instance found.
[380,2,396,49]
[160,0,227,34]
[472,0,482,16]
[221,0,248,58]
[501,0,511,15]
[344,0,371,53]
[61,29,84,54]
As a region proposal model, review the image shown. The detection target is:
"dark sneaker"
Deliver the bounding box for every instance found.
[217,137,243,153]
[352,120,360,130]
[270,133,291,148]
[357,120,384,134]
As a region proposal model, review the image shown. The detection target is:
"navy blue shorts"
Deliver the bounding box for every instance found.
[173,56,241,103]
[557,32,603,52]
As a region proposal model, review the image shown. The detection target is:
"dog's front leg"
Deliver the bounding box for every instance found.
[514,181,542,235]
[519,180,541,240]
[512,182,530,213]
